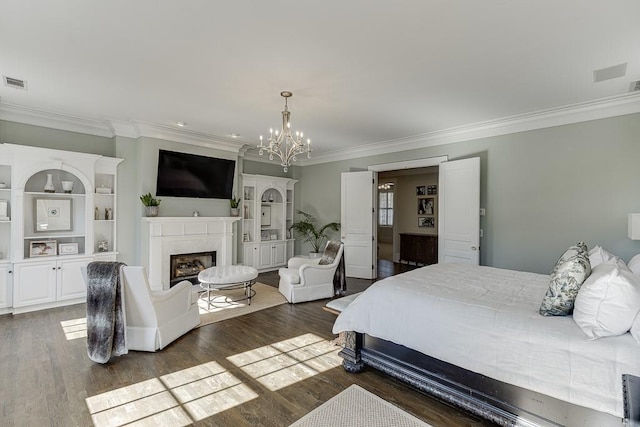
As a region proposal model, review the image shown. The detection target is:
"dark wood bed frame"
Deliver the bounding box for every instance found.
[339,331,638,427]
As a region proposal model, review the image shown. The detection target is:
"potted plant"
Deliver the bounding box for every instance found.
[230,195,241,216]
[289,210,340,257]
[140,192,161,217]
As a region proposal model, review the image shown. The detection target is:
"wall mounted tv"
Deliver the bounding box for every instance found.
[156,149,235,199]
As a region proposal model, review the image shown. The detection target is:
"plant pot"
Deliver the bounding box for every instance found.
[145,206,159,217]
[230,208,239,217]
[309,252,321,259]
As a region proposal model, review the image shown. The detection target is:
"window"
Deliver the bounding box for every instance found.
[378,184,394,226]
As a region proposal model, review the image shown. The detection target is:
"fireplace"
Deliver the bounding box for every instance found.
[169,251,216,287]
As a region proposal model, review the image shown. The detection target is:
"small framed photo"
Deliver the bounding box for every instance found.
[261,230,269,241]
[418,217,435,228]
[243,233,250,242]
[427,185,438,195]
[30,240,57,257]
[416,186,426,196]
[418,197,434,215]
[270,233,278,241]
[58,242,79,255]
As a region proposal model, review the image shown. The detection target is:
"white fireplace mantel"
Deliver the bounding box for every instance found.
[141,216,241,290]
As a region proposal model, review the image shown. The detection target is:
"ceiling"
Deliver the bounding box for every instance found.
[1,1,639,163]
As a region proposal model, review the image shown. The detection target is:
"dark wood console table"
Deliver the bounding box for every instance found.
[399,233,438,265]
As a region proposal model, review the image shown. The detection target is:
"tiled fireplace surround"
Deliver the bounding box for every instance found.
[141,217,240,291]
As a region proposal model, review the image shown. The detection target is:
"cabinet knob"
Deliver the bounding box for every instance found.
[8,270,11,274]
[52,267,56,270]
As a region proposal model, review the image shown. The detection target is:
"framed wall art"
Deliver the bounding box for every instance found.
[35,198,72,232]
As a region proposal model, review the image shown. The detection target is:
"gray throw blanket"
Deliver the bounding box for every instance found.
[86,261,128,364]
[319,240,347,295]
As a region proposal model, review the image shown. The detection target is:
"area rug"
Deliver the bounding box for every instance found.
[289,384,432,427]
[196,282,287,327]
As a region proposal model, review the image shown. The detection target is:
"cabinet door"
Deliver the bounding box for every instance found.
[243,244,257,268]
[273,242,287,266]
[57,257,92,300]
[13,260,57,307]
[0,264,12,308]
[258,244,273,269]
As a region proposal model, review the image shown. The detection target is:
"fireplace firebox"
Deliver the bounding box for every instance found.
[169,251,216,287]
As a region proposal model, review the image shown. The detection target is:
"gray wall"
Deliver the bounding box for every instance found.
[296,113,640,274]
[4,113,640,274]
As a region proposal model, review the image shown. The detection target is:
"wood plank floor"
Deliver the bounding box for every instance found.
[0,261,496,426]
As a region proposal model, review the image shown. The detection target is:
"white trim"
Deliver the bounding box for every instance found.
[368,156,448,172]
[296,92,640,166]
[3,92,640,163]
[0,102,113,137]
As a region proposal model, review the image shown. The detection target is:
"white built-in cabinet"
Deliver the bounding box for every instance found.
[241,174,296,271]
[0,143,123,314]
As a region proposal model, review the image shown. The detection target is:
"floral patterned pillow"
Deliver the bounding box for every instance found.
[539,242,591,316]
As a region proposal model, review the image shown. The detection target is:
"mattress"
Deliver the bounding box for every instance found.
[333,263,640,418]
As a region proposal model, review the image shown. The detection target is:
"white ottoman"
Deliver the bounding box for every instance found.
[198,265,258,310]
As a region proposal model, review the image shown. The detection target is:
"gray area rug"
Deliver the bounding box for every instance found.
[196,282,287,327]
[290,384,432,427]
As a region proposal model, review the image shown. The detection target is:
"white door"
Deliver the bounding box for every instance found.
[438,157,480,264]
[341,171,376,279]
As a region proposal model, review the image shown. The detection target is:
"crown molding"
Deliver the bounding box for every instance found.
[3,92,640,164]
[298,92,640,166]
[0,102,114,137]
[132,122,246,154]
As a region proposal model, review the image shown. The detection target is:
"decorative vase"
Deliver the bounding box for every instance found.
[145,206,159,217]
[61,181,74,193]
[44,173,55,193]
[230,208,239,217]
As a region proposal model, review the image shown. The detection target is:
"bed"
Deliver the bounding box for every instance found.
[332,264,640,426]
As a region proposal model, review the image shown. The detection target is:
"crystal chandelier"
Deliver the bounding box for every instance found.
[257,91,311,172]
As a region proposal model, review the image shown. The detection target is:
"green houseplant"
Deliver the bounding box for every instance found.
[289,210,340,257]
[230,195,241,216]
[140,192,161,217]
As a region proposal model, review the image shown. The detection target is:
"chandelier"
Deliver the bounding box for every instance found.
[257,91,311,172]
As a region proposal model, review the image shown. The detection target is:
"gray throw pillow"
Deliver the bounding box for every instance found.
[539,242,591,316]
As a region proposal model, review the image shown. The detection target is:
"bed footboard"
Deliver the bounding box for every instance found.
[340,331,628,427]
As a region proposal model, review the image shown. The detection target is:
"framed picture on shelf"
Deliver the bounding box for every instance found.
[416,185,426,196]
[427,185,437,195]
[58,242,79,255]
[270,233,278,241]
[261,230,269,241]
[30,240,57,257]
[261,205,271,226]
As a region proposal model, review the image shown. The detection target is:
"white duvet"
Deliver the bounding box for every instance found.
[333,264,640,418]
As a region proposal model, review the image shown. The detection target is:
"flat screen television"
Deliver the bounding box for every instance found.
[156,149,235,199]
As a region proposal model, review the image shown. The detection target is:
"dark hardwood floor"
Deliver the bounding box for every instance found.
[0,260,495,426]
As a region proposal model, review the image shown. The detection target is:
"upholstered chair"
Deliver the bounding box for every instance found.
[119,266,200,351]
[278,241,344,303]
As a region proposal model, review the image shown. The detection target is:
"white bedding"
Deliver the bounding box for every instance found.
[333,264,640,418]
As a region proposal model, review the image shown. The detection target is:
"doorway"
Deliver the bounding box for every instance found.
[377,166,439,263]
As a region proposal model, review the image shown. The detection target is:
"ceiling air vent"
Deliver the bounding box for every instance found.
[630,80,640,92]
[3,76,27,90]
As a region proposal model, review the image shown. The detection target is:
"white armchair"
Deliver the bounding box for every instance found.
[278,241,344,303]
[120,266,200,351]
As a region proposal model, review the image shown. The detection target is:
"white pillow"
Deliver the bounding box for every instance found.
[587,245,617,268]
[573,261,640,339]
[628,254,640,275]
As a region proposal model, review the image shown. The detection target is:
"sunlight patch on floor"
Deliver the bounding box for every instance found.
[60,317,87,340]
[86,361,258,426]
[227,333,342,391]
